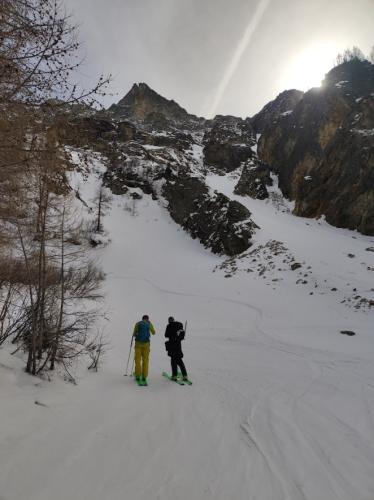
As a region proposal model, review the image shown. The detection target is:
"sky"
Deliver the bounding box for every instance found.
[64,0,374,118]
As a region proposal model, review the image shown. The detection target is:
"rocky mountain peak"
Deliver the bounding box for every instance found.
[108,82,203,129]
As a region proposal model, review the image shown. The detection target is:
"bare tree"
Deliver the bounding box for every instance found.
[0,0,110,375]
[335,46,366,66]
[93,181,112,234]
[0,0,110,108]
[87,330,109,372]
[11,177,104,375]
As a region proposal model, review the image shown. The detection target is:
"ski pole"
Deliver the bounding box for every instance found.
[124,335,134,376]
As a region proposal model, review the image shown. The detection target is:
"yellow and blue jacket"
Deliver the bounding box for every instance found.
[133,320,155,343]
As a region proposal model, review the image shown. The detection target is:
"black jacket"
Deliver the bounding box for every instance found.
[165,321,184,358]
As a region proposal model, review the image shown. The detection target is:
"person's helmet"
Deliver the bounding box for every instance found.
[168,316,174,323]
[142,314,149,320]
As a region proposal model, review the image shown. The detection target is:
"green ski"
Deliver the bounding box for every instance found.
[162,372,192,385]
[180,377,192,385]
[135,376,148,386]
[177,371,192,385]
[162,371,184,385]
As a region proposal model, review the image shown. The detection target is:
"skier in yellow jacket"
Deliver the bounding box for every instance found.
[132,315,155,385]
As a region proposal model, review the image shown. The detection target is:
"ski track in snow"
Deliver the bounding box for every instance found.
[1,155,374,500]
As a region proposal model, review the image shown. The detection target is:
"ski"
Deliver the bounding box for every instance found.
[135,377,148,386]
[162,372,192,385]
[162,371,184,385]
[177,371,192,385]
[181,377,192,385]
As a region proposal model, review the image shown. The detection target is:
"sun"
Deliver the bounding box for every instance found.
[278,42,342,91]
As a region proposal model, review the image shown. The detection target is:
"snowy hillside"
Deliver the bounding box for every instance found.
[1,153,374,500]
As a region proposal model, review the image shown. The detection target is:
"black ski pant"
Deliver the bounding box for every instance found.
[171,356,187,377]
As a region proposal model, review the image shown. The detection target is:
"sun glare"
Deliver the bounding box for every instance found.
[278,42,341,91]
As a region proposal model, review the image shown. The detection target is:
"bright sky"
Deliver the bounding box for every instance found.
[64,0,374,118]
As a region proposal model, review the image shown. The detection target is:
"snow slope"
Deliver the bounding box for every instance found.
[1,155,374,500]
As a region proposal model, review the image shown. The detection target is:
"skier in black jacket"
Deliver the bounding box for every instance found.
[165,316,188,381]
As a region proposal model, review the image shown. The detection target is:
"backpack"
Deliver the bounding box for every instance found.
[135,320,151,342]
[177,328,185,340]
[172,321,185,340]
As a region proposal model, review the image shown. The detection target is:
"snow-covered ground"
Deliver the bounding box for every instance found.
[1,155,374,500]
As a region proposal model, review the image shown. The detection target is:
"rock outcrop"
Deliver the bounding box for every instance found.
[257,60,374,235]
[234,158,272,199]
[203,115,255,172]
[163,174,258,255]
[251,89,304,133]
[56,115,117,147]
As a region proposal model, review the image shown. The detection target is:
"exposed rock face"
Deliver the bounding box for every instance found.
[203,115,255,172]
[234,158,272,199]
[258,60,374,235]
[251,89,304,133]
[145,130,194,150]
[292,95,374,234]
[104,166,156,198]
[163,174,258,255]
[108,82,204,130]
[56,116,117,146]
[117,121,137,142]
[323,59,374,98]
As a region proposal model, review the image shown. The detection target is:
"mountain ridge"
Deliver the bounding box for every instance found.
[56,59,374,237]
